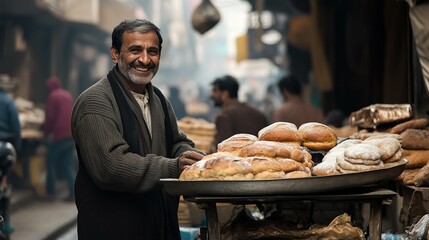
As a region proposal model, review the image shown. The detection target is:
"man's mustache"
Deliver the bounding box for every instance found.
[132,60,155,69]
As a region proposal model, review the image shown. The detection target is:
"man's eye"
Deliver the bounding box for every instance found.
[148,49,159,55]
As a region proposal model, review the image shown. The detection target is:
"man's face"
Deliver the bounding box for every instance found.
[210,85,224,107]
[111,31,160,87]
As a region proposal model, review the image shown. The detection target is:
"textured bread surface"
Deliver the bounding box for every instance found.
[390,118,428,134]
[401,129,429,150]
[362,137,401,160]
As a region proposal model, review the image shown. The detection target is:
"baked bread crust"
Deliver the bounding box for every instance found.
[298,122,337,150]
[390,118,428,134]
[401,128,429,150]
[258,122,302,145]
[402,149,429,169]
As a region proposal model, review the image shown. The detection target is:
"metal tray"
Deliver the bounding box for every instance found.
[161,159,407,196]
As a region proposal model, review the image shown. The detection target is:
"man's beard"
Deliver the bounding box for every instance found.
[118,59,156,86]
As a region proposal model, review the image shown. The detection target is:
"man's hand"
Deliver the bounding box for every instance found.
[178,151,204,173]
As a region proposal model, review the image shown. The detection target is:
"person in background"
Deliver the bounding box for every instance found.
[0,74,21,238]
[210,75,269,145]
[168,86,187,120]
[43,76,76,201]
[273,74,324,127]
[71,19,204,240]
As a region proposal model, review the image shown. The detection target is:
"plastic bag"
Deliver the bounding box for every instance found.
[406,214,429,240]
[191,0,221,35]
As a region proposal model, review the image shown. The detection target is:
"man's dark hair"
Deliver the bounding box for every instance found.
[211,75,239,99]
[111,19,163,53]
[277,75,302,95]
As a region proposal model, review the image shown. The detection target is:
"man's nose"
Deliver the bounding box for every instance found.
[138,52,151,65]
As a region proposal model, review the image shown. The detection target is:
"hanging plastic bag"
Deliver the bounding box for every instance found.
[191,0,221,35]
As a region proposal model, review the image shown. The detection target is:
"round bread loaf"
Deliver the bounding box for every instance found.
[258,122,302,145]
[298,122,337,150]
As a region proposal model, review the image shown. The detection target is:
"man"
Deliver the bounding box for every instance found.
[71,19,204,240]
[44,76,76,201]
[273,74,324,127]
[0,74,20,237]
[210,75,269,145]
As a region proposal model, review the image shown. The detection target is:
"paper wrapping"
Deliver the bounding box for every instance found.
[349,104,412,129]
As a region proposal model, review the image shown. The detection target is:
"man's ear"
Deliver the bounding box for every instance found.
[110,47,119,64]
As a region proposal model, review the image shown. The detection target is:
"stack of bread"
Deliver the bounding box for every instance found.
[313,134,404,176]
[178,117,216,153]
[391,118,429,186]
[180,121,339,181]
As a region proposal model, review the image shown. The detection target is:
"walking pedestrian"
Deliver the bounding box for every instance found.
[43,76,76,201]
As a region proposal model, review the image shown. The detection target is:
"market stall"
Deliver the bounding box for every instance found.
[162,119,414,239]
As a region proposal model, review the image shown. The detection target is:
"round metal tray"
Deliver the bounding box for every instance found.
[161,159,407,196]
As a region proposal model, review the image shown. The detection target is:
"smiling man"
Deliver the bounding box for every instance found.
[71,19,204,240]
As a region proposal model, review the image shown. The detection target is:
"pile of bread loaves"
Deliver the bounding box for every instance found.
[178,117,216,153]
[312,134,404,176]
[389,118,429,186]
[180,121,338,180]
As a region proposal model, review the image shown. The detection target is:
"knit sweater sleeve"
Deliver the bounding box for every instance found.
[72,80,179,193]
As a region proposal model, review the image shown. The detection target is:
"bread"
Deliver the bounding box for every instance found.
[336,155,384,172]
[276,158,307,172]
[298,122,337,150]
[246,157,282,173]
[401,129,429,150]
[312,139,362,176]
[217,133,258,154]
[200,156,252,180]
[362,137,401,161]
[402,150,429,169]
[383,148,403,163]
[258,122,302,145]
[349,132,402,141]
[179,152,251,180]
[390,118,428,134]
[239,141,277,158]
[284,170,311,179]
[411,164,429,186]
[254,171,286,180]
[239,140,307,163]
[343,143,382,161]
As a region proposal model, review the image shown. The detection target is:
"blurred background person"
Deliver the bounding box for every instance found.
[273,74,324,127]
[43,76,76,201]
[260,83,283,123]
[168,86,187,120]
[210,75,269,145]
[0,74,21,238]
